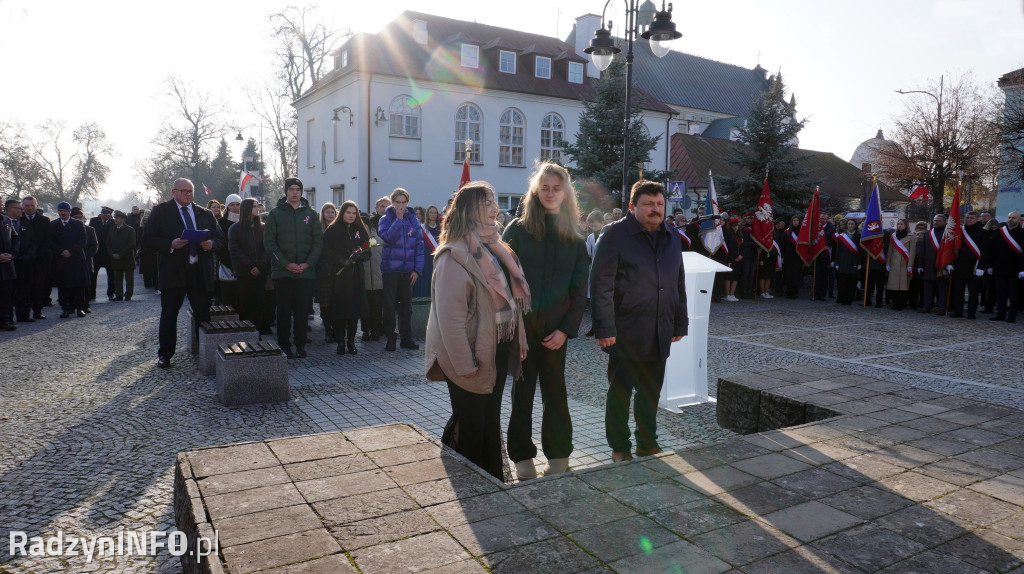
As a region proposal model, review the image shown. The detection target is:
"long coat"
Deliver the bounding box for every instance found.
[22,213,51,266]
[50,218,90,288]
[982,224,1024,277]
[0,216,20,281]
[322,220,371,320]
[952,223,988,279]
[915,226,947,280]
[106,224,137,272]
[781,227,804,286]
[590,211,688,363]
[88,216,113,268]
[143,200,224,292]
[886,232,916,291]
[833,232,861,275]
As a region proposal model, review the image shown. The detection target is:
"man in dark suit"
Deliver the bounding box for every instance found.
[88,206,115,301]
[20,196,51,319]
[144,178,224,368]
[0,209,20,330]
[4,199,35,323]
[51,202,90,318]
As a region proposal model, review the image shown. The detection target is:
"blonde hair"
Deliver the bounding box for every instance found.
[390,188,410,202]
[319,202,337,230]
[439,182,491,246]
[517,161,581,244]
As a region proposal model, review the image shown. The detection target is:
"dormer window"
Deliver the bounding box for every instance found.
[499,50,516,74]
[412,20,428,44]
[535,56,551,79]
[461,44,479,69]
[336,49,348,69]
[568,62,583,84]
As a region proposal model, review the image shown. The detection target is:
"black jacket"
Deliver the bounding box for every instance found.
[143,199,225,292]
[590,211,688,362]
[0,216,20,281]
[50,218,90,288]
[22,213,51,263]
[953,222,987,278]
[502,215,590,337]
[228,222,270,276]
[12,216,35,265]
[88,216,113,267]
[915,226,946,280]
[833,232,861,274]
[982,224,1024,277]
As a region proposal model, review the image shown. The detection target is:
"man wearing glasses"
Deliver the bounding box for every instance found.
[144,178,224,368]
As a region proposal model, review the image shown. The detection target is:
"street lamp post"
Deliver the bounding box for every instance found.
[235,125,264,198]
[896,74,944,217]
[584,0,681,209]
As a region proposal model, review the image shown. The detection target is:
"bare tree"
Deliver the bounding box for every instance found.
[31,120,112,208]
[998,70,1024,186]
[270,5,346,102]
[248,82,298,180]
[876,72,1000,216]
[0,121,44,199]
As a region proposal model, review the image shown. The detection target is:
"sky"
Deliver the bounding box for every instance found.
[1,0,1022,203]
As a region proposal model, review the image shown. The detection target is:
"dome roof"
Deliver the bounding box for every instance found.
[850,129,900,173]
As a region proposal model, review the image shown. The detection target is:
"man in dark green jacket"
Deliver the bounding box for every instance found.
[265,178,323,358]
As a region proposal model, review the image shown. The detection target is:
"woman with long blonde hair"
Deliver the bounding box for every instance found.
[502,162,589,480]
[425,182,530,481]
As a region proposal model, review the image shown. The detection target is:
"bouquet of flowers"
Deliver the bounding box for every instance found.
[336,237,377,275]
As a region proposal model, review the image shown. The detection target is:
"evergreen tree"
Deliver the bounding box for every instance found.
[717,73,814,216]
[560,57,670,211]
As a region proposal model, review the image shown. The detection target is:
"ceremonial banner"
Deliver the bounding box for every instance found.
[752,178,774,252]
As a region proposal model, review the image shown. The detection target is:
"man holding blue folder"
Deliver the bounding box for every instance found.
[144,178,224,368]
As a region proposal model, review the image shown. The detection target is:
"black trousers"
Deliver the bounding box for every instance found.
[91,266,113,300]
[30,262,50,313]
[908,276,923,309]
[921,278,948,311]
[863,270,886,306]
[606,354,666,453]
[158,267,210,359]
[58,286,88,313]
[235,273,267,331]
[111,268,134,299]
[442,341,510,480]
[993,275,1021,320]
[13,263,31,319]
[362,289,383,335]
[382,272,413,340]
[836,273,858,305]
[507,330,573,462]
[952,275,980,315]
[274,277,314,348]
[0,279,13,323]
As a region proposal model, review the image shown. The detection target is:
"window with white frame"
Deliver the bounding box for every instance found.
[461,44,479,68]
[499,50,516,74]
[568,61,584,84]
[499,108,525,167]
[540,113,564,163]
[454,104,482,163]
[497,194,521,214]
[535,56,551,79]
[389,95,421,138]
[306,119,315,167]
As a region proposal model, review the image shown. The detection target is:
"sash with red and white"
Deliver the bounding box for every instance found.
[1000,226,1022,255]
[890,235,911,276]
[962,229,981,259]
[772,240,782,267]
[790,231,799,246]
[836,233,859,255]
[929,228,942,252]
[676,226,691,248]
[421,224,439,253]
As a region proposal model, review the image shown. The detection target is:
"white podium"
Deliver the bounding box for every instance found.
[660,252,732,413]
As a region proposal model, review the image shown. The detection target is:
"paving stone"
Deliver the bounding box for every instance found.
[867,443,946,469]
[329,507,441,550]
[674,466,761,495]
[760,500,863,543]
[829,400,887,415]
[220,528,341,574]
[823,454,905,483]
[268,433,359,464]
[865,408,923,424]
[197,465,293,496]
[741,547,862,573]
[577,463,668,492]
[917,457,1003,487]
[780,443,858,466]
[608,538,731,573]
[934,528,1024,572]
[925,489,1021,525]
[350,531,471,573]
[314,487,418,525]
[607,478,705,513]
[940,426,1010,447]
[295,468,399,502]
[970,473,1024,507]
[204,482,306,521]
[403,473,501,506]
[770,468,860,499]
[876,549,988,574]
[994,438,1024,459]
[714,481,809,515]
[647,498,748,537]
[873,504,975,545]
[989,510,1024,541]
[344,424,429,452]
[536,493,636,533]
[896,401,951,416]
[214,504,323,547]
[691,519,800,566]
[875,471,959,502]
[729,453,812,480]
[863,423,931,443]
[426,560,489,573]
[482,537,600,574]
[426,491,526,528]
[384,457,474,486]
[697,440,775,463]
[448,510,559,555]
[901,416,964,433]
[953,448,1024,474]
[365,442,444,467]
[189,443,279,478]
[570,514,682,562]
[260,554,357,574]
[810,524,927,572]
[739,430,810,452]
[508,476,601,509]
[283,453,378,481]
[819,485,914,519]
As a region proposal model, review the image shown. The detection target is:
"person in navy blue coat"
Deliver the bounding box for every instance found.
[590,181,688,462]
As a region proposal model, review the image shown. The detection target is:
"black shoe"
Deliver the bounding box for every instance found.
[362,332,371,342]
[967,313,977,320]
[295,346,307,358]
[282,346,295,359]
[17,317,35,323]
[325,331,336,344]
[386,336,397,351]
[108,296,116,301]
[83,307,91,314]
[76,310,87,317]
[1,322,16,331]
[157,356,170,368]
[112,296,124,301]
[347,342,357,354]
[124,296,131,301]
[336,343,346,355]
[60,312,71,318]
[400,340,419,350]
[949,311,964,318]
[33,313,45,320]
[990,315,1006,321]
[1008,317,1017,324]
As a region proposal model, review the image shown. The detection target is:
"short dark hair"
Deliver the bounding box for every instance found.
[5,198,20,209]
[629,180,666,205]
[966,210,978,217]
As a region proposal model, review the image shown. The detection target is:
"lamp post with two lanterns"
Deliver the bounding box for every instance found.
[583,0,680,209]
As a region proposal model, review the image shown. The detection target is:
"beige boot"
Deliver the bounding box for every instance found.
[543,458,570,476]
[514,459,537,481]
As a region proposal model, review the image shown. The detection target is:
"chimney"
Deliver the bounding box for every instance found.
[574,13,603,78]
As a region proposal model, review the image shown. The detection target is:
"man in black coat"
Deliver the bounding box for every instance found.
[50,202,90,318]
[950,211,988,319]
[106,210,136,301]
[916,213,948,314]
[20,196,51,319]
[982,211,1024,323]
[0,210,20,330]
[4,199,35,323]
[88,206,115,301]
[590,180,688,462]
[144,178,224,368]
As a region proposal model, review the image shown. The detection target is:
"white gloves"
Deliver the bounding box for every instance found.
[917,268,924,274]
[975,269,984,277]
[1019,272,1024,280]
[944,265,954,272]
[885,266,891,272]
[857,265,862,270]
[988,268,994,275]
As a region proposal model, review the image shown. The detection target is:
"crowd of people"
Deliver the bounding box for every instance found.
[3,168,1023,483]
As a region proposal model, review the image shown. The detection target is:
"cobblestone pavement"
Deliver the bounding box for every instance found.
[1,278,1022,573]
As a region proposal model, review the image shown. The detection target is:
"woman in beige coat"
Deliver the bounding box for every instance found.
[425,181,529,480]
[885,219,916,310]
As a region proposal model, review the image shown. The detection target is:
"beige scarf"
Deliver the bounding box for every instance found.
[464,223,531,343]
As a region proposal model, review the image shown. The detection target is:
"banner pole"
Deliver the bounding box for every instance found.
[862,253,870,308]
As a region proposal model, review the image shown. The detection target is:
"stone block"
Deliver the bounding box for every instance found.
[215,341,289,406]
[759,391,806,432]
[189,306,239,354]
[717,377,761,434]
[806,403,841,423]
[199,320,259,376]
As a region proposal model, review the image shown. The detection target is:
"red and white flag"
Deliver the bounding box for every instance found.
[937,185,962,269]
[751,178,774,252]
[796,186,827,265]
[203,183,212,195]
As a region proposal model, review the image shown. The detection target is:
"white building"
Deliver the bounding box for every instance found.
[293,11,768,214]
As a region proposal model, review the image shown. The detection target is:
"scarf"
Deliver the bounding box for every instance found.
[226,211,240,223]
[464,223,531,343]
